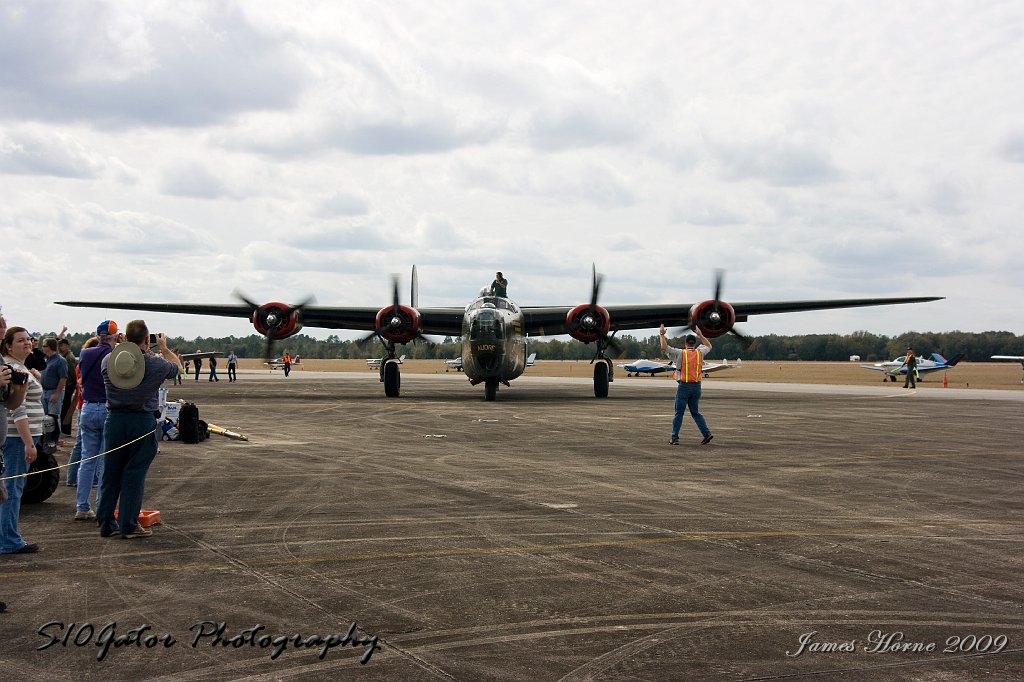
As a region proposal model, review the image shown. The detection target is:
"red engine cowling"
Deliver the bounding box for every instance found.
[565,304,611,343]
[688,300,736,338]
[252,302,303,339]
[375,305,422,344]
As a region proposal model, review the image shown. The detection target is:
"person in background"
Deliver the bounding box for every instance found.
[660,324,714,446]
[208,354,219,382]
[226,351,238,382]
[39,337,68,420]
[65,336,98,487]
[900,346,918,389]
[56,336,78,437]
[489,271,508,298]
[73,321,118,520]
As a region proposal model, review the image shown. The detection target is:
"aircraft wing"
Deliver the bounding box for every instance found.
[859,363,895,373]
[55,301,468,337]
[180,351,223,361]
[522,296,942,335]
[57,295,941,339]
[992,355,1024,361]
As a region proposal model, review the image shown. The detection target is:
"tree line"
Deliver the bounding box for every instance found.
[53,329,1023,363]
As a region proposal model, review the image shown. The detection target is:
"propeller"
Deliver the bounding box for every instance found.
[234,290,316,361]
[585,263,622,360]
[672,269,751,347]
[357,271,427,348]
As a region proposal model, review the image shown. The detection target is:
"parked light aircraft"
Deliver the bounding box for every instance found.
[57,266,941,401]
[368,355,405,369]
[617,358,740,378]
[991,355,1024,383]
[264,357,302,371]
[180,350,223,362]
[860,352,965,381]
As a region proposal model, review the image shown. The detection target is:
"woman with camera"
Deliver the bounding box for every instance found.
[1,325,45,554]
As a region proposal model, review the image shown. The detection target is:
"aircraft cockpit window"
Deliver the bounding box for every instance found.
[470,310,504,339]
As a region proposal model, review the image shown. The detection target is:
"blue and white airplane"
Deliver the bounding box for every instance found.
[617,357,740,378]
[860,352,965,382]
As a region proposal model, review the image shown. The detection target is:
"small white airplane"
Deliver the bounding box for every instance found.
[180,350,223,362]
[860,352,965,382]
[264,357,301,371]
[991,355,1024,383]
[368,354,405,369]
[617,357,741,378]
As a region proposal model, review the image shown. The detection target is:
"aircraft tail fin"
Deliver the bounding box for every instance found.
[944,352,966,366]
[526,352,537,366]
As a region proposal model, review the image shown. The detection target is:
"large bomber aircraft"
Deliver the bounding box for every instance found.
[58,266,941,401]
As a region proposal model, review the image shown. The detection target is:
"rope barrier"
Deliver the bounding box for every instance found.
[0,428,157,483]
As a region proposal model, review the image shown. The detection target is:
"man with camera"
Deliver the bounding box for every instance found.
[96,320,180,539]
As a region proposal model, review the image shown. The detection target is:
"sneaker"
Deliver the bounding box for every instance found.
[12,543,39,554]
[701,434,714,445]
[122,527,153,539]
[74,510,96,521]
[669,437,679,445]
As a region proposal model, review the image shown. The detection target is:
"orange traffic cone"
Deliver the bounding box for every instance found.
[942,372,948,388]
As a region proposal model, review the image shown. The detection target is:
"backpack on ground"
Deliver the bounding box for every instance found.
[178,402,201,443]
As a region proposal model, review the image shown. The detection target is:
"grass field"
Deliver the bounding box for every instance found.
[231,358,1024,391]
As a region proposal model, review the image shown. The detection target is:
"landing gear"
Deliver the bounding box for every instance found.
[484,378,498,401]
[590,336,615,398]
[383,360,401,397]
[594,361,609,398]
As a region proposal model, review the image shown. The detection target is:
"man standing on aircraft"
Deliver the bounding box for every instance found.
[489,272,508,298]
[900,346,918,389]
[660,324,713,446]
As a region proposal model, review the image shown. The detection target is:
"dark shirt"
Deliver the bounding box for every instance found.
[79,344,114,402]
[103,354,178,413]
[490,278,508,297]
[40,353,69,390]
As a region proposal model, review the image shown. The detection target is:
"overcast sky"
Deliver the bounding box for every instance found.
[2,0,1022,343]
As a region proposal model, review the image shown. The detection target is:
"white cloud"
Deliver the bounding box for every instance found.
[1,0,1022,341]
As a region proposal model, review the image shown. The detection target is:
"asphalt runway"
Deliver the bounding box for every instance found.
[2,371,1022,681]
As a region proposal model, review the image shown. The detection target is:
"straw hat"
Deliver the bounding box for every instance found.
[107,342,145,389]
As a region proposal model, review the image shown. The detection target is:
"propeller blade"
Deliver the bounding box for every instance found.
[285,294,317,315]
[410,265,419,309]
[232,289,260,311]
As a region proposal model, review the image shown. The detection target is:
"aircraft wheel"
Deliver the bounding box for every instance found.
[484,379,498,401]
[384,361,401,397]
[594,362,609,398]
[22,450,60,504]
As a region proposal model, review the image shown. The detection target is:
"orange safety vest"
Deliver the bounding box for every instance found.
[673,348,702,383]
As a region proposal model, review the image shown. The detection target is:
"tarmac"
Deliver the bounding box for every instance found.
[1,370,1022,681]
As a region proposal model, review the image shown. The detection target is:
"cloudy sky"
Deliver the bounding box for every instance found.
[2,0,1022,342]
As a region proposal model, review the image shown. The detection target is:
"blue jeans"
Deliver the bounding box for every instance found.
[97,412,159,536]
[1,436,38,553]
[672,382,710,440]
[76,402,107,513]
[66,408,83,485]
[43,388,64,419]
